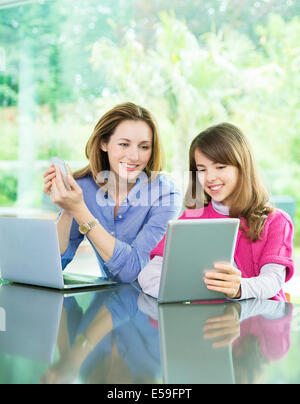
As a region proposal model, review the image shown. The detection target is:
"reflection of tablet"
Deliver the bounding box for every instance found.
[158,219,240,303]
[158,303,235,384]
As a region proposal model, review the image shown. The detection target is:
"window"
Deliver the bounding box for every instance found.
[0,0,299,242]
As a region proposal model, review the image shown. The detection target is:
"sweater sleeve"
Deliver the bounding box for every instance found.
[239,264,286,300]
[258,210,294,282]
[138,256,163,298]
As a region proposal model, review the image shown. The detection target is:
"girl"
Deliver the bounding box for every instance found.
[43,102,181,282]
[138,123,294,301]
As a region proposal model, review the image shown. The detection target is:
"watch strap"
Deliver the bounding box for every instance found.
[79,218,99,235]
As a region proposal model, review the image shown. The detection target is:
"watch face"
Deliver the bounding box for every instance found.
[79,224,88,235]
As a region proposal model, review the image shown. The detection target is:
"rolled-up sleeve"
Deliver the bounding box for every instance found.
[105,190,182,283]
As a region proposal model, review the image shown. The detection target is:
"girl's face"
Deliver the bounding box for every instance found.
[194,149,239,206]
[101,120,153,183]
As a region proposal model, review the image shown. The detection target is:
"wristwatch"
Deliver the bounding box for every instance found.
[78,218,99,235]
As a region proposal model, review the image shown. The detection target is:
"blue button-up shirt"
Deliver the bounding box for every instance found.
[60,173,181,282]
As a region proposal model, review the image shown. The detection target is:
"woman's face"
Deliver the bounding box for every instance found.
[101,120,153,183]
[194,149,239,206]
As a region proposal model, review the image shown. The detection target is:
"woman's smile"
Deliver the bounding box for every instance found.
[101,120,153,183]
[120,162,140,172]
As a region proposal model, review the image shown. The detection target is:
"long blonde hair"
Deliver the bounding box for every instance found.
[185,122,274,241]
[74,102,164,182]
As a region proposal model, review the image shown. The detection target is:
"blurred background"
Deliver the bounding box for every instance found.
[0,0,299,247]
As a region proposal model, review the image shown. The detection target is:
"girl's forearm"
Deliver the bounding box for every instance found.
[239,264,286,300]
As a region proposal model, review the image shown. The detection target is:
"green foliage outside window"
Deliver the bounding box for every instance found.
[0,0,299,243]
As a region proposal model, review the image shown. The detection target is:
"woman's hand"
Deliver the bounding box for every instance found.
[43,164,85,214]
[43,164,56,195]
[204,263,241,299]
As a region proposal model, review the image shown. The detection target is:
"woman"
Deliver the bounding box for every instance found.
[138,122,294,301]
[43,102,181,282]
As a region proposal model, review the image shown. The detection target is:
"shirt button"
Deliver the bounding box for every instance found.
[111,231,114,235]
[118,215,122,219]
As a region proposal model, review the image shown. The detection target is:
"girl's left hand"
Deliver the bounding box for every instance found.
[50,165,85,214]
[204,263,241,299]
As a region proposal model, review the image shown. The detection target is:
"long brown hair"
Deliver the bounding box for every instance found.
[185,122,274,241]
[74,102,164,182]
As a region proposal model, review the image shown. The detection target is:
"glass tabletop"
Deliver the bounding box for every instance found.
[0,282,299,384]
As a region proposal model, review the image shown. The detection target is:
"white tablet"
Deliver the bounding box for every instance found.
[158,218,240,303]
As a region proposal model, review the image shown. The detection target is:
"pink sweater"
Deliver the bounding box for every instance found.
[150,202,294,301]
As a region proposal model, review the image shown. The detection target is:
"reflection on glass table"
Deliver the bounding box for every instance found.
[0,282,299,384]
[158,299,294,384]
[0,282,160,384]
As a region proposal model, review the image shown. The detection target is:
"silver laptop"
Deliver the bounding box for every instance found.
[0,217,116,290]
[158,218,240,303]
[158,302,235,384]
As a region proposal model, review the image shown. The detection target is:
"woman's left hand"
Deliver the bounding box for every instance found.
[204,263,241,299]
[50,165,85,214]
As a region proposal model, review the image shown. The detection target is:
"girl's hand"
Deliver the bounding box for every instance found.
[48,165,85,214]
[203,303,241,348]
[204,263,241,299]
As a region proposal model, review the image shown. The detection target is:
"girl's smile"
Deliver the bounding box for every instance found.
[208,184,224,193]
[194,149,239,206]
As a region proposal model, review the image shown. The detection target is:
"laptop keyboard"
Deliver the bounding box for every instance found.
[63,274,100,286]
[63,278,95,286]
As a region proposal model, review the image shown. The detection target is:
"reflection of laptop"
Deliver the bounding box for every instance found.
[158,303,235,384]
[0,283,64,363]
[158,219,240,303]
[0,218,116,290]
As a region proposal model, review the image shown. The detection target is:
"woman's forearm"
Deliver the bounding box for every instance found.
[56,210,73,255]
[69,203,116,262]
